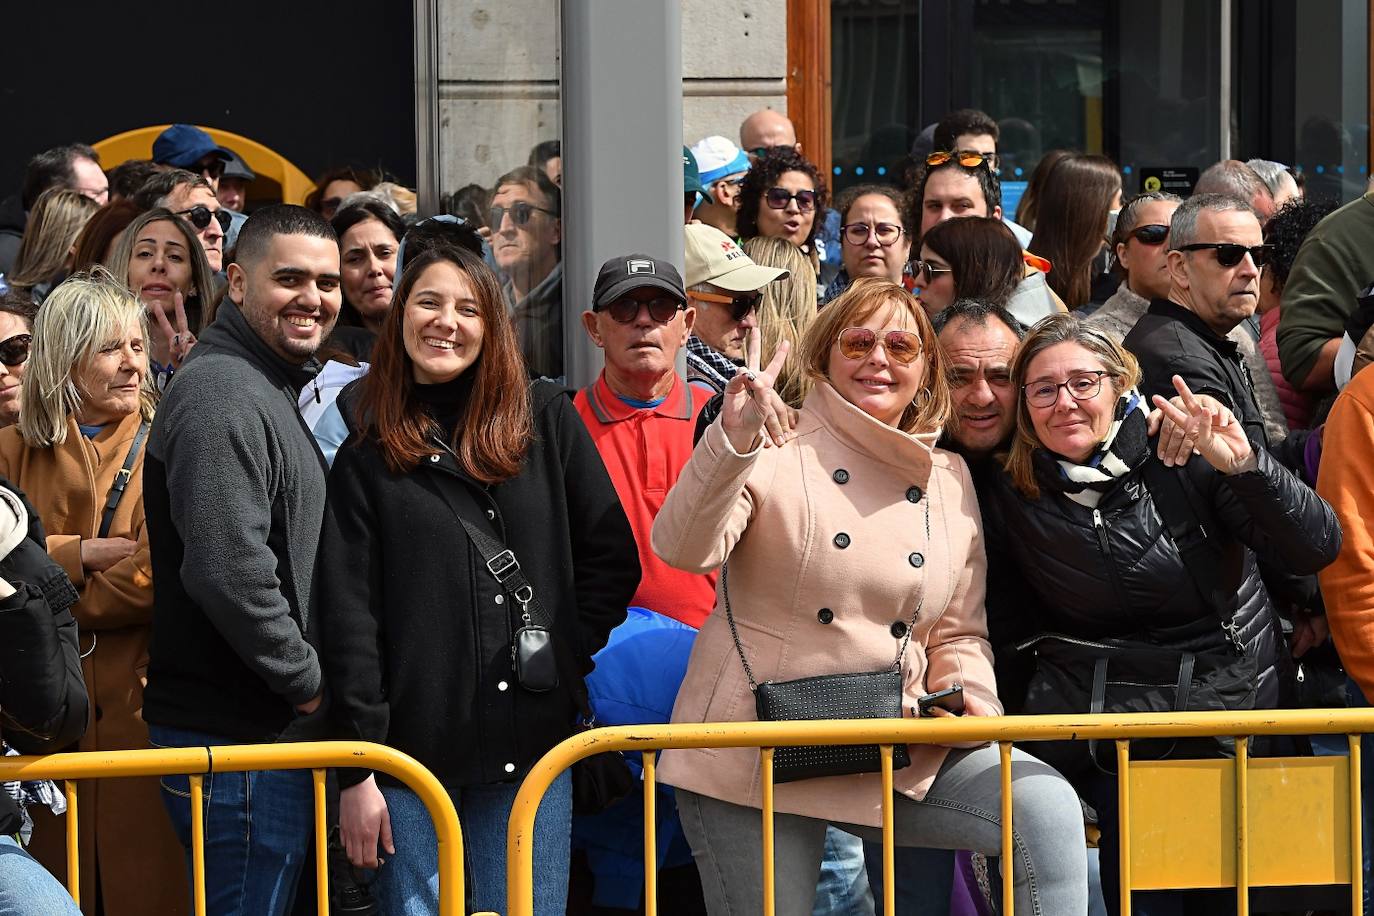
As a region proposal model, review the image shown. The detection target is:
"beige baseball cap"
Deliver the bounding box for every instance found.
[684,224,790,292]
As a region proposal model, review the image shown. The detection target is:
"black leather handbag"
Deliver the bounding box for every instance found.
[722,564,919,784]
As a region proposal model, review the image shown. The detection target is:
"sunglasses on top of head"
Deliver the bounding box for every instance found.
[764,187,818,212]
[837,327,923,365]
[1175,242,1273,269]
[0,334,31,368]
[175,205,232,233]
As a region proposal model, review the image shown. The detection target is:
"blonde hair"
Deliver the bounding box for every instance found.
[20,269,155,448]
[108,209,217,332]
[798,277,950,434]
[741,236,816,407]
[1004,313,1141,499]
[372,182,418,216]
[8,188,98,292]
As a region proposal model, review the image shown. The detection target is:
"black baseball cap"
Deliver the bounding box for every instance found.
[592,254,687,311]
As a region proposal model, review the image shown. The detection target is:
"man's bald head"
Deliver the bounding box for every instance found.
[740,109,800,156]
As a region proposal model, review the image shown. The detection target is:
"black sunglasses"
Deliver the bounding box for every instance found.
[602,296,685,324]
[0,333,31,368]
[489,201,558,228]
[175,205,232,233]
[764,187,818,212]
[1175,242,1272,268]
[1127,224,1169,246]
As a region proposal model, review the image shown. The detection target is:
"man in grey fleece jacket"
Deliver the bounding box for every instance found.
[143,205,341,916]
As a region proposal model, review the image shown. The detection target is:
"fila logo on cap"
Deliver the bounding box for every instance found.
[627,259,656,275]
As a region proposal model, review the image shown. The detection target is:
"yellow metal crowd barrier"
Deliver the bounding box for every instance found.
[506,709,1374,916]
[0,741,466,916]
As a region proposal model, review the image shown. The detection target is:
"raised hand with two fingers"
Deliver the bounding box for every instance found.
[149,290,197,369]
[1149,375,1257,475]
[719,327,795,454]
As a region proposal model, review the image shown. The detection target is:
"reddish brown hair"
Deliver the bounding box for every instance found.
[354,246,532,480]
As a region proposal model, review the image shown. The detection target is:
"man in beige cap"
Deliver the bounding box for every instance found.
[683,223,789,392]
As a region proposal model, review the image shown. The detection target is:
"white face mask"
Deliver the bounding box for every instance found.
[1106,209,1121,242]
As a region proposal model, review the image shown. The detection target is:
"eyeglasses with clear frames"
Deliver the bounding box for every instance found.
[841,222,905,247]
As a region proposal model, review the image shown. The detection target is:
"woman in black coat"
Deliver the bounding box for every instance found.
[984,314,1340,915]
[314,246,638,916]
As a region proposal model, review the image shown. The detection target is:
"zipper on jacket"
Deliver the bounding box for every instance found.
[1092,508,1131,617]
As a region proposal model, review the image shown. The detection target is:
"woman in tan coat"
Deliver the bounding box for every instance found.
[8,272,186,914]
[651,278,1087,915]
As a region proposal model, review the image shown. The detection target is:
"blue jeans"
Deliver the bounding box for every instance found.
[148,724,312,916]
[375,770,572,916]
[815,827,875,915]
[0,834,81,916]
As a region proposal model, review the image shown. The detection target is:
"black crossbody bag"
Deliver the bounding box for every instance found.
[723,497,930,784]
[1021,460,1257,777]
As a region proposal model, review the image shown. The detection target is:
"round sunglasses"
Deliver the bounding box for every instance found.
[911,259,953,284]
[489,201,558,228]
[175,205,232,233]
[837,327,923,365]
[764,187,818,212]
[601,295,685,324]
[0,333,32,368]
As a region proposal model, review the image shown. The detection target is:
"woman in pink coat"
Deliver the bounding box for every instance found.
[652,278,1087,915]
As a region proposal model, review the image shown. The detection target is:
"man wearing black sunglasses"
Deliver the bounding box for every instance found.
[1124,193,1305,472]
[137,170,227,272]
[490,165,563,379]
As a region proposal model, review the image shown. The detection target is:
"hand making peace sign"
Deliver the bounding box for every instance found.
[719,327,797,454]
[149,290,197,369]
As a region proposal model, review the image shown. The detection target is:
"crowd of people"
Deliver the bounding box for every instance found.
[0,107,1372,916]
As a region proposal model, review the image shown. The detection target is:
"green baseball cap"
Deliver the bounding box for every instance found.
[683,146,705,201]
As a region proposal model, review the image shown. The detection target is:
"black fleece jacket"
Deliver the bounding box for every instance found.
[143,301,328,742]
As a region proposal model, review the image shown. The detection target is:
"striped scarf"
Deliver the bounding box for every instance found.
[1033,390,1149,495]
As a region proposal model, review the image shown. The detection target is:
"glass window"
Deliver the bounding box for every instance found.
[437,1,565,380]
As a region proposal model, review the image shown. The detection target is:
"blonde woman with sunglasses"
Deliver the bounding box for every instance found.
[652,277,1087,915]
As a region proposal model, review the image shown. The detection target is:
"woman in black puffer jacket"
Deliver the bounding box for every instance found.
[983,314,1340,916]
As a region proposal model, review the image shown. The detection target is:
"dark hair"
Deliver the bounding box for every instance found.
[921,217,1024,307]
[932,297,1026,339]
[0,289,38,327]
[909,160,1002,243]
[235,204,337,268]
[132,169,207,212]
[107,160,159,202]
[399,217,485,274]
[528,140,561,170]
[70,199,141,274]
[304,166,381,213]
[443,184,492,228]
[1263,197,1339,290]
[493,165,561,216]
[1026,154,1122,308]
[1014,149,1074,231]
[21,143,99,211]
[933,109,999,152]
[736,147,829,251]
[330,200,407,327]
[834,184,913,235]
[355,246,532,479]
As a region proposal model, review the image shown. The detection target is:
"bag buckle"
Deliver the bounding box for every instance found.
[487,549,519,580]
[1222,620,1244,654]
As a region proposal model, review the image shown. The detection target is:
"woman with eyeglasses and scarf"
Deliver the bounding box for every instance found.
[984,313,1339,914]
[5,272,188,915]
[109,209,216,392]
[653,278,1088,916]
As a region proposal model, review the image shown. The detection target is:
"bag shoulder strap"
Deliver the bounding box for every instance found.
[98,421,149,539]
[1139,458,1244,653]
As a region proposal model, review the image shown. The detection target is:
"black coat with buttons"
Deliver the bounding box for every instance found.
[314,381,638,790]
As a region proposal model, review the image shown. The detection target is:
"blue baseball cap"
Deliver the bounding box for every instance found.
[152,124,232,169]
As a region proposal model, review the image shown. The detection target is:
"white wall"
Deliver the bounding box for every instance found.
[435,0,787,193]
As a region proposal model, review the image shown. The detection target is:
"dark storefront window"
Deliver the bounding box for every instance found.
[832,0,1368,206]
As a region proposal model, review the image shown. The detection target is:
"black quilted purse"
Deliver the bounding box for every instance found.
[723,498,928,784]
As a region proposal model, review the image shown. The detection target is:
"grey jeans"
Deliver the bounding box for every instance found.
[677,745,1088,916]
